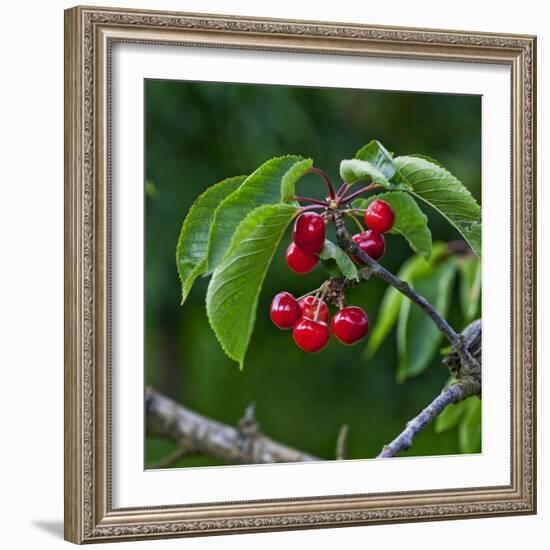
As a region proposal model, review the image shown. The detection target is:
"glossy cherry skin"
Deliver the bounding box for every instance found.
[298,296,329,323]
[270,292,301,330]
[365,199,395,233]
[293,318,330,352]
[292,212,326,254]
[285,242,319,274]
[351,230,385,263]
[331,306,369,345]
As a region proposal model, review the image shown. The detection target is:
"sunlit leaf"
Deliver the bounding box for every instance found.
[176,175,246,304]
[393,156,481,258]
[206,156,311,271]
[340,159,392,188]
[355,140,397,180]
[206,203,297,369]
[407,153,446,169]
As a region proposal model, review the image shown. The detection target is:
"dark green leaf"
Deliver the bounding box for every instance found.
[319,240,359,281]
[393,156,481,258]
[459,256,481,323]
[355,191,432,259]
[176,175,246,304]
[355,140,397,180]
[459,397,482,453]
[206,203,298,369]
[397,257,457,381]
[364,243,449,359]
[206,156,312,272]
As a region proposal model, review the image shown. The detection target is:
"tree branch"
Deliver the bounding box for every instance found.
[146,387,319,465]
[378,320,482,458]
[147,318,480,463]
[331,210,480,375]
[377,379,481,458]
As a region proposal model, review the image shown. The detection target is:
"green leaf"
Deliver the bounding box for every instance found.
[364,286,403,359]
[435,397,469,433]
[206,203,298,369]
[176,175,247,304]
[364,243,449,359]
[355,191,432,259]
[281,158,314,202]
[397,257,457,382]
[355,140,397,180]
[340,159,394,188]
[459,397,482,453]
[408,153,446,169]
[206,156,312,272]
[459,257,481,323]
[319,240,359,281]
[393,156,481,258]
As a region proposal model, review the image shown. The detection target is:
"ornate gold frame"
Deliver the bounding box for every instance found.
[64,5,537,544]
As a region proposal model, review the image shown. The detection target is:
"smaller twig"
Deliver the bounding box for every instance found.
[296,286,323,301]
[335,424,349,460]
[332,210,479,373]
[335,183,349,201]
[377,379,481,458]
[308,167,336,199]
[314,295,323,321]
[150,444,197,469]
[294,196,329,207]
[339,184,380,205]
[296,204,326,212]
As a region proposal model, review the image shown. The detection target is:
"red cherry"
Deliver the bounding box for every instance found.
[365,199,395,233]
[270,292,301,330]
[292,212,326,253]
[331,306,369,345]
[293,318,330,352]
[298,296,329,323]
[351,230,385,263]
[285,242,319,274]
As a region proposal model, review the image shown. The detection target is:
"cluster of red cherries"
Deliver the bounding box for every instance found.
[270,198,395,353]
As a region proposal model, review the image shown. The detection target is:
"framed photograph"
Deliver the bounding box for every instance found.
[64,5,536,544]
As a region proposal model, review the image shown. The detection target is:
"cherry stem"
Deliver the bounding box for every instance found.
[308,167,336,199]
[339,184,379,205]
[296,287,323,301]
[294,196,329,207]
[314,293,324,322]
[298,204,326,213]
[335,183,349,201]
[347,212,365,233]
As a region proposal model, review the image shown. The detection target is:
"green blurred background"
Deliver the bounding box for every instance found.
[145,79,481,468]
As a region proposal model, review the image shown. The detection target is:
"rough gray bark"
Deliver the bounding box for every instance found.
[146,387,319,465]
